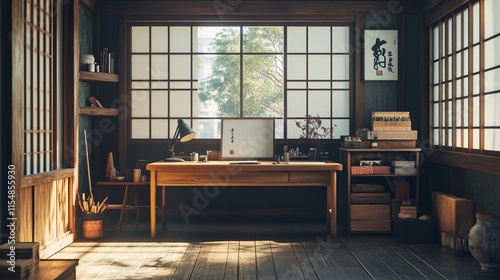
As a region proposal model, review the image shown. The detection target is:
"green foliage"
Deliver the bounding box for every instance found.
[199,27,284,117]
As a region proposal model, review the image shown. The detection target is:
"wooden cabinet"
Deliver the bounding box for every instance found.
[339,148,421,234]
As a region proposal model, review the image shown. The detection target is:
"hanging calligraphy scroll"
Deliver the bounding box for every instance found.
[364,30,398,81]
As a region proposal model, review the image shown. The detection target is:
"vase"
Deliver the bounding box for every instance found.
[468,213,500,271]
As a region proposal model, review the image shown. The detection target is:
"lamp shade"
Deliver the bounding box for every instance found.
[177,118,196,142]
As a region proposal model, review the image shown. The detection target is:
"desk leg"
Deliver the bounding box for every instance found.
[117,185,129,234]
[150,171,157,237]
[330,171,337,238]
[162,186,166,230]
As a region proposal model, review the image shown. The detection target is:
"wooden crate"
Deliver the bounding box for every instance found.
[351,204,390,219]
[351,193,390,204]
[351,219,391,232]
[432,192,473,244]
[351,166,373,175]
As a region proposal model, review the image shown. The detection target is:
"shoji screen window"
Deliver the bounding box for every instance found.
[24,0,56,175]
[430,0,500,153]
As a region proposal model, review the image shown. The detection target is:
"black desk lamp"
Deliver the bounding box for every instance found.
[164,118,196,162]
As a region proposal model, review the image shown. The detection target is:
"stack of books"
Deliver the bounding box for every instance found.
[371,111,417,140]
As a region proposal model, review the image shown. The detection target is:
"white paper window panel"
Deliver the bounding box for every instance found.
[463,129,469,148]
[151,55,168,80]
[132,55,150,80]
[308,82,331,89]
[332,119,349,139]
[448,58,453,81]
[472,45,480,73]
[485,93,500,126]
[151,82,168,89]
[46,152,51,171]
[332,81,349,89]
[40,155,44,173]
[132,26,150,53]
[457,79,462,98]
[193,81,198,89]
[275,119,284,139]
[46,110,50,131]
[287,27,306,53]
[472,96,480,127]
[151,91,168,117]
[447,101,453,127]
[433,86,439,102]
[332,27,350,53]
[287,90,306,117]
[196,119,221,139]
[456,99,462,127]
[151,26,168,53]
[433,103,439,127]
[170,91,191,117]
[457,129,462,147]
[433,62,439,84]
[442,22,446,57]
[170,26,191,53]
[151,119,168,139]
[472,74,480,95]
[25,133,31,153]
[46,134,51,152]
[485,0,500,39]
[131,91,150,118]
[33,133,38,153]
[464,9,469,48]
[463,49,469,74]
[433,129,439,145]
[131,119,150,139]
[170,55,191,80]
[332,55,349,80]
[485,36,500,70]
[433,27,439,61]
[441,59,446,82]
[456,13,462,51]
[464,98,469,125]
[287,55,306,80]
[332,91,349,118]
[33,97,38,130]
[308,55,331,80]
[448,82,452,100]
[308,27,331,53]
[485,129,500,151]
[456,52,462,78]
[170,81,191,89]
[192,55,199,78]
[25,155,31,176]
[132,81,150,89]
[472,2,480,44]
[287,119,304,139]
[192,91,199,118]
[448,129,453,147]
[33,154,38,174]
[447,18,453,55]
[40,135,44,153]
[287,82,306,89]
[464,77,469,96]
[26,110,31,130]
[308,91,330,117]
[473,128,480,149]
[485,68,500,93]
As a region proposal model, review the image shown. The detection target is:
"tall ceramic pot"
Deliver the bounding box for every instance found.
[468,213,500,271]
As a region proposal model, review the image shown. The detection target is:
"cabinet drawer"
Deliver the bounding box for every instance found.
[351,193,390,204]
[351,204,390,220]
[351,219,391,232]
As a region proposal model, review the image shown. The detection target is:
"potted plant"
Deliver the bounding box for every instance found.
[295,115,336,160]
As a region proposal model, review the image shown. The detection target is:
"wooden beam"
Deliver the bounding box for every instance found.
[21,168,74,188]
[354,14,365,130]
[97,1,420,16]
[12,0,25,240]
[423,0,468,26]
[426,149,500,176]
[119,16,127,175]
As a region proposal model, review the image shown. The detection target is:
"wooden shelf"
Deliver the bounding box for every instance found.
[352,174,417,177]
[79,71,119,82]
[79,107,118,116]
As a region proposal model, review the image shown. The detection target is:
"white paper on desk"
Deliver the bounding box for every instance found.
[286,162,326,164]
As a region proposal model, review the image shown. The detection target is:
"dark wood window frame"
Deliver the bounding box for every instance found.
[427,0,500,176]
[125,21,354,144]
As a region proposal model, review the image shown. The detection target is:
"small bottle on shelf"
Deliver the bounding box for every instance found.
[371,137,378,149]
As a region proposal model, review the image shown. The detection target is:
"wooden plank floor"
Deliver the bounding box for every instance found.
[50,223,500,280]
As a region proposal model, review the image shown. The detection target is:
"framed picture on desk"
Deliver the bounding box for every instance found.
[221,118,275,160]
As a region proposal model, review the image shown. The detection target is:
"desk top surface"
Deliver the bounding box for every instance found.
[147,161,343,171]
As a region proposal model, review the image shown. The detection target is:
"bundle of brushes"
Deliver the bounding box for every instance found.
[78,192,108,214]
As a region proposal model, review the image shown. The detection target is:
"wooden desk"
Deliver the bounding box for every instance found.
[146,161,343,238]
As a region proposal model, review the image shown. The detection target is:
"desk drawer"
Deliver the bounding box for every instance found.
[196,172,288,184]
[156,172,196,184]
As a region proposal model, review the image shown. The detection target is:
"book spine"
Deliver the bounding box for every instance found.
[372,111,410,118]
[371,130,418,139]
